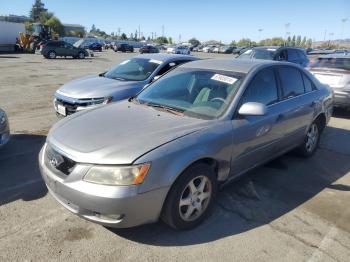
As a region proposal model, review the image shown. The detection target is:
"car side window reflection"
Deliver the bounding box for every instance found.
[278,67,305,99]
[241,68,278,106]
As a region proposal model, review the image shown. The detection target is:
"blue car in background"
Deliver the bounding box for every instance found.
[88,43,103,52]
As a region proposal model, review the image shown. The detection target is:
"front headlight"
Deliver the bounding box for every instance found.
[83,163,151,186]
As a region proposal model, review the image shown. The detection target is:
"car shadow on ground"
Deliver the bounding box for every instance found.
[109,125,350,246]
[0,134,47,206]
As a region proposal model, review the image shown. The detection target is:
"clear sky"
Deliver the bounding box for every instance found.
[1,0,349,43]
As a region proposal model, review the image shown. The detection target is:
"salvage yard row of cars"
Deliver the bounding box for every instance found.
[2,47,350,230]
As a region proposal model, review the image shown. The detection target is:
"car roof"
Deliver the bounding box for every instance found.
[134,53,199,62]
[180,59,281,74]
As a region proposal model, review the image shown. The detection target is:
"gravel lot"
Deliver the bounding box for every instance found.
[0,50,350,262]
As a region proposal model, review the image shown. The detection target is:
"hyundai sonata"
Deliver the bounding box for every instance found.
[39,59,333,230]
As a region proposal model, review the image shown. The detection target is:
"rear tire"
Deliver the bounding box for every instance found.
[161,163,217,230]
[296,120,321,157]
[48,51,56,59]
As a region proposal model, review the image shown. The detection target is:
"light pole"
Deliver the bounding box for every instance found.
[329,32,334,47]
[258,28,263,42]
[341,18,348,39]
[162,25,165,38]
[285,23,290,46]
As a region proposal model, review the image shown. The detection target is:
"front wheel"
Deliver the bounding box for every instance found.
[78,52,85,59]
[161,163,217,230]
[296,121,320,157]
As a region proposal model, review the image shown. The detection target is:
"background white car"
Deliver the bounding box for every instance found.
[167,45,190,55]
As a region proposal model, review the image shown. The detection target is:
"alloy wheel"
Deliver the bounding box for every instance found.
[179,175,212,222]
[305,123,319,153]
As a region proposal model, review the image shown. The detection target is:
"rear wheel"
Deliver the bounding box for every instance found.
[78,52,85,59]
[161,163,217,230]
[296,121,320,157]
[48,51,56,59]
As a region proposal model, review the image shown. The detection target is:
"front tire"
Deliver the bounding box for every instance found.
[161,163,217,230]
[78,52,85,59]
[296,121,320,157]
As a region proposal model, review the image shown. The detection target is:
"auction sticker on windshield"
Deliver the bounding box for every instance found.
[149,59,162,64]
[211,74,238,85]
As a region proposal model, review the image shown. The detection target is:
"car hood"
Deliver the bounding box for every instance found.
[57,75,145,99]
[48,100,212,164]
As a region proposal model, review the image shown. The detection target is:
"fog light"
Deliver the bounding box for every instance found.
[93,212,123,221]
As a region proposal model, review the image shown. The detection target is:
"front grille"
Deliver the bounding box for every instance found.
[55,97,104,115]
[45,145,76,176]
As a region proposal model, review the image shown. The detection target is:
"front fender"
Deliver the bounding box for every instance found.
[135,121,233,194]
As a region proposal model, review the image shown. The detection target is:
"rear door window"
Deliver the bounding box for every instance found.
[302,73,314,92]
[241,67,279,106]
[278,67,305,98]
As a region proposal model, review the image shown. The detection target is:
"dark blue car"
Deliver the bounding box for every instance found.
[88,43,103,52]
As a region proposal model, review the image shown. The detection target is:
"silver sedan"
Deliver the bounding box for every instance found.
[39,59,333,230]
[0,108,10,147]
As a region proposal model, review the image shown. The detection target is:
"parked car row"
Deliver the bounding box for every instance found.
[36,48,339,231]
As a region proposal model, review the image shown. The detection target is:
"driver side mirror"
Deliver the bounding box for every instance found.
[238,102,267,116]
[152,75,161,82]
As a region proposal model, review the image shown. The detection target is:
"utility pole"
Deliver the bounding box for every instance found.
[117,27,121,39]
[323,29,327,41]
[258,28,263,42]
[285,23,290,46]
[162,25,165,37]
[178,34,181,44]
[341,18,348,39]
[138,25,141,40]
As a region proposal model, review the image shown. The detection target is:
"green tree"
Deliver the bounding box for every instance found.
[237,38,252,46]
[291,35,296,46]
[188,38,200,46]
[155,36,168,44]
[301,36,307,47]
[306,38,313,48]
[38,11,53,23]
[45,16,64,36]
[287,36,291,46]
[90,24,96,33]
[296,35,301,47]
[30,0,47,22]
[121,33,127,40]
[230,40,237,46]
[134,30,138,41]
[168,37,173,44]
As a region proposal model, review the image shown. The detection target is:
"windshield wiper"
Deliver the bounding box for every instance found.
[111,77,127,81]
[146,102,184,116]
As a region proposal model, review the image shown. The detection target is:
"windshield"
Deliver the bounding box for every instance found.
[238,49,276,60]
[310,57,350,70]
[73,39,83,48]
[136,68,244,120]
[104,58,161,81]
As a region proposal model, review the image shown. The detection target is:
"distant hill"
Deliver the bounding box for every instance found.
[313,39,350,48]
